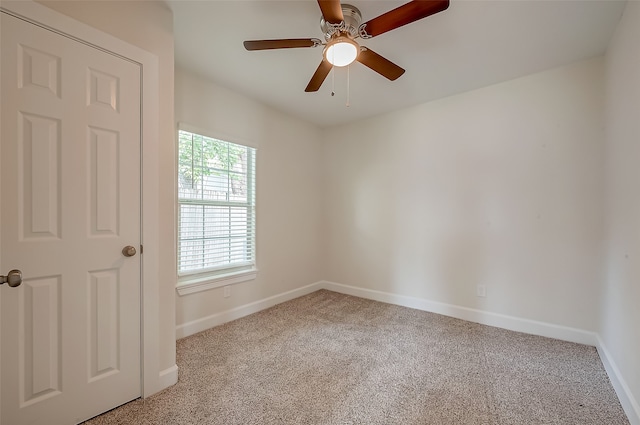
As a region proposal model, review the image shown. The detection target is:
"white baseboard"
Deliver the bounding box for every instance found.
[596,336,640,425]
[176,279,597,345]
[157,364,179,391]
[175,281,323,339]
[320,281,598,346]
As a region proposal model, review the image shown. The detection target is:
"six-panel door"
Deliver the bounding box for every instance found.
[1,11,142,425]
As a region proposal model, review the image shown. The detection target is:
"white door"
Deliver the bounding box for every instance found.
[1,11,142,425]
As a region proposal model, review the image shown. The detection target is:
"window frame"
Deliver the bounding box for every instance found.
[175,124,257,296]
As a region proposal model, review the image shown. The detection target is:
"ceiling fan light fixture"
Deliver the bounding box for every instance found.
[243,0,450,92]
[324,37,359,67]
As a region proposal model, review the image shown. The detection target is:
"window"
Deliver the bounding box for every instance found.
[177,128,256,293]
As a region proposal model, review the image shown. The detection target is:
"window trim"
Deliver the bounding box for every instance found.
[175,123,257,295]
[176,267,258,296]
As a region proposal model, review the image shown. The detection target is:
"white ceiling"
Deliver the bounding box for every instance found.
[168,0,626,128]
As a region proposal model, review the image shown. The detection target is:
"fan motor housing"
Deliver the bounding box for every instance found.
[320,4,362,40]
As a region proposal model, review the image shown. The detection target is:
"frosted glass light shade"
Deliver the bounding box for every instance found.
[325,39,358,67]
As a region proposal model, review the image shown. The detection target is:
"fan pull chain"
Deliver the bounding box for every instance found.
[346,64,350,107]
[331,47,335,97]
[331,65,335,96]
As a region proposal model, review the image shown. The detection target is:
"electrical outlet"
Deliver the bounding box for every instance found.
[476,284,486,298]
[223,285,231,298]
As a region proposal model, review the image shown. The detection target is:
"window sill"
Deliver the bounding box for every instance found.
[176,268,258,296]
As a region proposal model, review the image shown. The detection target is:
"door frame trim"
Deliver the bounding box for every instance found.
[0,0,171,404]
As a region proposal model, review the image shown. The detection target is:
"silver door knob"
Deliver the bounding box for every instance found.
[122,246,137,257]
[1,269,22,287]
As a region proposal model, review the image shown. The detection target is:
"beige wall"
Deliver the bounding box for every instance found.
[323,58,605,331]
[38,0,177,374]
[174,68,324,330]
[602,0,640,417]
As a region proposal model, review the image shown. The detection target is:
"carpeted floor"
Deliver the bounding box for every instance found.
[83,289,629,424]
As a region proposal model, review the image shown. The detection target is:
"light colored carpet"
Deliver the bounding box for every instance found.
[84,289,629,424]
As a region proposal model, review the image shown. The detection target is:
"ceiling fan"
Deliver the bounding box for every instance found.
[243,0,450,92]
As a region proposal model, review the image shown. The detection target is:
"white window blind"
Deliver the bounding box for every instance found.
[178,129,256,276]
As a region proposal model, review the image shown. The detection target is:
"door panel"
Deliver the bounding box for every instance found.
[20,275,62,406]
[1,11,142,425]
[20,112,62,240]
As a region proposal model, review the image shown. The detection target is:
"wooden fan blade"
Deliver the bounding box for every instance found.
[357,47,405,81]
[243,38,321,51]
[360,0,449,38]
[317,0,344,24]
[305,60,333,92]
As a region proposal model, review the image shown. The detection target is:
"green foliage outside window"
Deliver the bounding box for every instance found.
[178,130,247,193]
